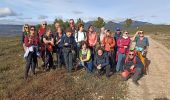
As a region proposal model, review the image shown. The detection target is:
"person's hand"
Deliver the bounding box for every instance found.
[64,43,68,46]
[101,44,104,47]
[97,64,102,69]
[124,46,128,48]
[130,65,135,70]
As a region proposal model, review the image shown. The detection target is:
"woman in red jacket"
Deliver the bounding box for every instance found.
[86,25,97,60]
[101,30,115,68]
[116,31,131,72]
[24,26,39,80]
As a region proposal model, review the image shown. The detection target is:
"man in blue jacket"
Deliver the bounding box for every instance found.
[59,28,77,73]
[94,47,111,78]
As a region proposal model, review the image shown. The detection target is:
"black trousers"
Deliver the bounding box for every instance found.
[25,52,37,79]
[97,65,111,77]
[45,49,53,69]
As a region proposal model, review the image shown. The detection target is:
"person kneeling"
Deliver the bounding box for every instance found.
[121,50,144,86]
[79,41,93,73]
[94,47,111,78]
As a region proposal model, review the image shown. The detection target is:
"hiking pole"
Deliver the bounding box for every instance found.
[44,44,47,71]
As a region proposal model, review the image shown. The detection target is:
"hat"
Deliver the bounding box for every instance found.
[116,28,121,31]
[66,28,72,33]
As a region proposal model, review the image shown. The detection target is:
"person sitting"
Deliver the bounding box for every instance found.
[121,50,144,86]
[78,41,93,73]
[94,47,111,78]
[59,28,77,73]
[43,28,54,71]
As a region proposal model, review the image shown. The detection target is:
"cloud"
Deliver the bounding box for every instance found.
[72,10,83,14]
[0,7,18,17]
[38,15,48,19]
[150,15,157,18]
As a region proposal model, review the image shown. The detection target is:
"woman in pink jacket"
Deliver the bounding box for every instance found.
[116,31,131,72]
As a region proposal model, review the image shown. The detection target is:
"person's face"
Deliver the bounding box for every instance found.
[30,27,35,35]
[24,26,29,32]
[42,22,47,28]
[55,23,60,29]
[123,32,129,37]
[69,20,74,27]
[106,31,110,36]
[101,27,105,32]
[98,50,103,56]
[89,26,94,32]
[128,52,135,59]
[57,28,62,34]
[117,31,121,34]
[80,26,84,31]
[66,32,72,37]
[82,44,87,49]
[139,31,144,37]
[47,30,52,35]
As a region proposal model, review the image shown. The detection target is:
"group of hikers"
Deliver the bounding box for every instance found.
[21,19,149,86]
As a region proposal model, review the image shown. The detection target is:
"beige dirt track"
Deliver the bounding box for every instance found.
[127,37,170,100]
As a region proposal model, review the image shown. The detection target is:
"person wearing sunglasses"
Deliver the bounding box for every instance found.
[132,30,149,74]
[38,21,47,68]
[24,26,39,80]
[116,31,131,72]
[43,28,54,71]
[121,50,144,86]
[22,24,30,52]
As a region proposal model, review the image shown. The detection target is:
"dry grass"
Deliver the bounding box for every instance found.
[0,37,127,100]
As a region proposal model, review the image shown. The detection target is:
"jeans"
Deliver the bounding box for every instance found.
[116,53,125,72]
[25,51,37,79]
[106,51,115,69]
[56,47,64,67]
[63,51,73,73]
[45,49,53,69]
[80,60,93,73]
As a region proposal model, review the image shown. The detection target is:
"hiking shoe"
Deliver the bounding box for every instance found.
[132,80,139,86]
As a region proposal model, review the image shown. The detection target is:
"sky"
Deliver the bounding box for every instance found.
[0,0,170,25]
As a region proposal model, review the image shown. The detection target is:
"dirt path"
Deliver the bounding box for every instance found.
[127,37,170,100]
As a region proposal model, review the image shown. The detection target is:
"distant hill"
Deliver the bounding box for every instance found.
[0,25,22,36]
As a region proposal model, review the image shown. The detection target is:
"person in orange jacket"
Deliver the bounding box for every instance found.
[101,30,115,69]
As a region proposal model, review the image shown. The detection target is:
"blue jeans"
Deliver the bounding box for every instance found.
[63,51,73,73]
[116,53,125,72]
[80,60,93,73]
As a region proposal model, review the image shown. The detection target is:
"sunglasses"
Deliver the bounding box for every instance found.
[24,27,28,28]
[129,53,134,56]
[43,24,47,26]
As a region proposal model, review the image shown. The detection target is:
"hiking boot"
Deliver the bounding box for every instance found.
[132,80,139,86]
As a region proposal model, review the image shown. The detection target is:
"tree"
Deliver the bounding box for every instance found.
[124,18,133,28]
[76,18,84,26]
[93,17,105,28]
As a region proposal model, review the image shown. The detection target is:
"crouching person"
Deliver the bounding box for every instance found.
[43,28,54,71]
[121,50,144,86]
[59,28,77,73]
[79,41,93,73]
[94,47,111,78]
[24,26,39,80]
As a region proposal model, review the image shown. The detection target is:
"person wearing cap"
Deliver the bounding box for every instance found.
[101,30,115,69]
[116,31,131,72]
[94,47,112,78]
[114,28,122,42]
[59,28,77,73]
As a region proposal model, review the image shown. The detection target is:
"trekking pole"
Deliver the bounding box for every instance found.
[44,45,47,70]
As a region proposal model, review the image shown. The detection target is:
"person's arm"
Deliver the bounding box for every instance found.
[117,39,124,48]
[58,37,64,48]
[94,55,98,67]
[50,38,54,46]
[131,31,139,41]
[110,38,116,48]
[93,33,98,45]
[101,54,109,67]
[43,37,51,45]
[82,49,91,62]
[21,32,25,44]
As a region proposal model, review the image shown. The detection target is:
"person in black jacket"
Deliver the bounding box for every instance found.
[94,47,112,78]
[59,28,77,73]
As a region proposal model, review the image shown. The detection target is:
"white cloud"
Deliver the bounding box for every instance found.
[0,7,18,17]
